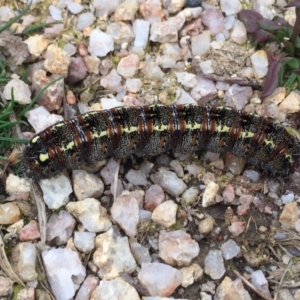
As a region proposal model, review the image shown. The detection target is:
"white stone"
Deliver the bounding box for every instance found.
[125,169,148,186]
[156,43,182,69]
[216,277,252,300]
[279,91,300,113]
[39,174,73,209]
[3,74,31,104]
[251,270,271,297]
[11,243,37,282]
[125,78,143,93]
[67,1,84,14]
[26,106,64,133]
[159,230,200,266]
[72,170,104,201]
[100,98,123,110]
[250,50,269,79]
[150,168,187,197]
[133,19,150,49]
[46,210,76,245]
[191,76,217,102]
[24,35,49,57]
[5,174,30,198]
[49,5,62,20]
[76,12,95,30]
[199,60,214,74]
[202,181,220,207]
[93,0,121,17]
[204,250,225,280]
[141,60,164,79]
[175,72,197,88]
[74,231,96,253]
[138,263,182,297]
[100,157,120,185]
[114,0,139,21]
[152,200,177,228]
[231,20,247,44]
[91,277,140,300]
[220,0,242,16]
[181,187,199,206]
[66,198,112,232]
[180,263,203,288]
[100,69,122,90]
[117,54,140,78]
[42,248,86,300]
[191,31,211,56]
[176,89,197,105]
[111,190,141,237]
[0,6,15,22]
[221,239,241,260]
[106,22,135,45]
[93,228,137,279]
[88,29,114,57]
[130,239,151,264]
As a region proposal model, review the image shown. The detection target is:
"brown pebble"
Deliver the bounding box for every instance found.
[66,90,77,105]
[78,42,88,56]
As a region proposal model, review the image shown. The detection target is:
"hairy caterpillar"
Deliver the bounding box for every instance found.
[23,104,300,180]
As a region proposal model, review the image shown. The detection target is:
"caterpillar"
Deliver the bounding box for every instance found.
[23,104,300,180]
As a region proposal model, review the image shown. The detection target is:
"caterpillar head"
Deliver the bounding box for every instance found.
[23,142,64,180]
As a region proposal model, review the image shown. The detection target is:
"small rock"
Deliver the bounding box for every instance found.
[250,50,269,79]
[76,12,95,31]
[191,76,217,103]
[67,57,88,84]
[221,239,241,260]
[201,8,224,35]
[111,190,142,237]
[93,228,137,279]
[277,289,295,300]
[49,5,62,20]
[191,30,211,56]
[159,230,200,266]
[279,202,298,229]
[140,0,164,24]
[156,43,182,68]
[67,198,112,232]
[0,276,14,297]
[39,174,73,209]
[224,84,253,110]
[145,184,165,212]
[24,34,49,57]
[46,210,76,245]
[3,74,31,104]
[186,163,203,176]
[100,158,120,185]
[150,14,185,43]
[133,19,150,49]
[73,170,104,201]
[100,69,122,91]
[228,221,245,236]
[42,248,86,300]
[75,275,99,300]
[231,20,247,44]
[176,72,197,89]
[16,288,35,300]
[44,44,71,76]
[26,106,64,133]
[141,60,164,79]
[93,0,121,17]
[204,250,225,280]
[198,215,214,234]
[162,0,185,13]
[220,0,242,15]
[138,262,182,297]
[114,0,139,21]
[170,160,184,177]
[200,60,214,74]
[11,242,37,282]
[19,220,41,242]
[263,87,286,105]
[237,195,253,216]
[83,56,100,74]
[91,277,140,300]
[152,200,177,227]
[125,169,148,186]
[222,184,235,204]
[202,181,219,207]
[251,270,271,297]
[88,29,114,57]
[5,174,30,200]
[279,91,300,113]
[180,263,203,288]
[117,54,139,79]
[130,239,151,265]
[243,169,260,182]
[215,277,251,300]
[74,231,96,253]
[125,78,143,93]
[181,187,199,206]
[0,202,20,225]
[151,168,187,197]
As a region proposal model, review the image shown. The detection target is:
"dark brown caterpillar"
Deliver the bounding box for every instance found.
[23,104,300,179]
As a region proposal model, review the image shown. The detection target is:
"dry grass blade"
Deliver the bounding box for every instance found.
[0,234,25,286]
